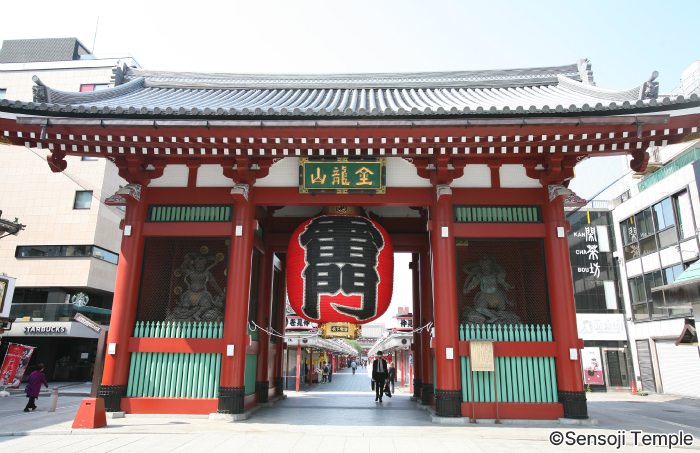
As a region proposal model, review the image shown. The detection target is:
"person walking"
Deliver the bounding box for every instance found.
[327,361,333,383]
[372,351,389,403]
[387,362,396,395]
[322,362,329,383]
[23,363,48,412]
[351,359,357,375]
[317,363,324,383]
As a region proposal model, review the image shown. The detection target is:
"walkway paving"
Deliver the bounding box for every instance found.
[1,369,699,452]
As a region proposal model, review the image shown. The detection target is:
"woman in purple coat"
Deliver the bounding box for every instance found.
[24,363,48,412]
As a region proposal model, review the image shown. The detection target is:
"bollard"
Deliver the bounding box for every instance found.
[49,388,58,412]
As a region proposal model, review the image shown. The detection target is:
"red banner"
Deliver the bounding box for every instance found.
[0,343,36,388]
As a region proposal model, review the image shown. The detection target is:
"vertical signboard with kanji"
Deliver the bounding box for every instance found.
[0,343,36,388]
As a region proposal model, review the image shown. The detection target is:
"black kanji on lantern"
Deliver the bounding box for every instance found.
[299,216,384,321]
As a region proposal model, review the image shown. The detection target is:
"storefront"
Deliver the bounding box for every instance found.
[0,320,104,381]
[576,313,630,391]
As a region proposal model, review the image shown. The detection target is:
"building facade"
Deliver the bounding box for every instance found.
[610,138,700,398]
[0,38,139,380]
[1,58,699,420]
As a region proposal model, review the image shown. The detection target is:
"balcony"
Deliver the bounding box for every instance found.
[9,303,111,325]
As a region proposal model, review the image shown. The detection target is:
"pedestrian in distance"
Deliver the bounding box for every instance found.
[23,363,48,412]
[372,351,389,403]
[351,360,357,375]
[387,362,396,395]
[322,362,329,383]
[317,363,324,383]
[327,361,333,383]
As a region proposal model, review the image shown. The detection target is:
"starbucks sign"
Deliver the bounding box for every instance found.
[71,292,89,307]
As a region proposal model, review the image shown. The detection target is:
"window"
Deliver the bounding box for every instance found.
[74,191,93,209]
[81,156,98,161]
[92,246,119,265]
[674,190,696,239]
[80,84,109,92]
[0,89,6,100]
[15,245,118,264]
[620,193,696,261]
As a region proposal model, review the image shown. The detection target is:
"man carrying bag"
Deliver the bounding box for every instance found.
[372,351,389,402]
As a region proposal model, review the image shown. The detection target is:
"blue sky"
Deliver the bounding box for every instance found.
[2,0,698,92]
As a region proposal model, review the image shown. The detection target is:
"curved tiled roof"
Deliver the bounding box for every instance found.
[2,59,699,119]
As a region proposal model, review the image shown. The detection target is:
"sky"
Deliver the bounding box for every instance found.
[2,0,698,329]
[1,0,699,93]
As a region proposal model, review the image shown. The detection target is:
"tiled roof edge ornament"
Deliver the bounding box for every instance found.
[116,183,141,202]
[563,191,587,207]
[31,75,49,104]
[641,71,660,100]
[0,210,26,237]
[104,191,127,206]
[577,59,595,86]
[111,61,128,87]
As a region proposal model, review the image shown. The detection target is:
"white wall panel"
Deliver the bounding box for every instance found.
[659,245,682,268]
[641,253,660,272]
[255,157,299,187]
[680,239,700,261]
[451,165,490,188]
[386,157,432,187]
[626,258,643,277]
[149,165,188,187]
[196,164,235,187]
[499,164,542,188]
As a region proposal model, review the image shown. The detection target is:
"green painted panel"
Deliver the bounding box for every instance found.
[245,354,258,394]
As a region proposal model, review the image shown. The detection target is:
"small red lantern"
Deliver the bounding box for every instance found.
[287,212,394,325]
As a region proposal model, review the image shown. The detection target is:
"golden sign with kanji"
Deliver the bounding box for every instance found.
[299,157,386,194]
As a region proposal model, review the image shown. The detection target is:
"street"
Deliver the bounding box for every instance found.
[1,369,699,452]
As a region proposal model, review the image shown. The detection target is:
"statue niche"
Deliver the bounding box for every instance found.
[461,254,522,325]
[168,247,225,323]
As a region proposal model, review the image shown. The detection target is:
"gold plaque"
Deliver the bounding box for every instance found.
[469,340,495,372]
[318,322,361,339]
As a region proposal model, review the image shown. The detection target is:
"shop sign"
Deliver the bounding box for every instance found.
[23,326,68,334]
[581,347,605,385]
[576,313,626,341]
[299,157,386,194]
[574,226,602,279]
[71,291,89,307]
[73,313,103,334]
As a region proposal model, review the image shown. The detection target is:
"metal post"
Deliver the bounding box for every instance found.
[49,387,58,412]
[295,344,301,392]
[494,370,501,424]
[91,329,107,398]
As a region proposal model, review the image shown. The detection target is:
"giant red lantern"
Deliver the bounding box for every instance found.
[287,212,394,325]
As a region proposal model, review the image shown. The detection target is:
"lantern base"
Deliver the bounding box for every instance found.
[318,322,361,339]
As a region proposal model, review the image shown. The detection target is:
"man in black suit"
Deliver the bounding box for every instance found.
[372,351,389,402]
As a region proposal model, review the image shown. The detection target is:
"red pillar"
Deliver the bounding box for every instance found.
[273,255,287,396]
[218,189,255,414]
[419,245,434,406]
[411,252,422,399]
[430,188,462,417]
[542,195,587,418]
[255,245,275,403]
[100,187,149,412]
